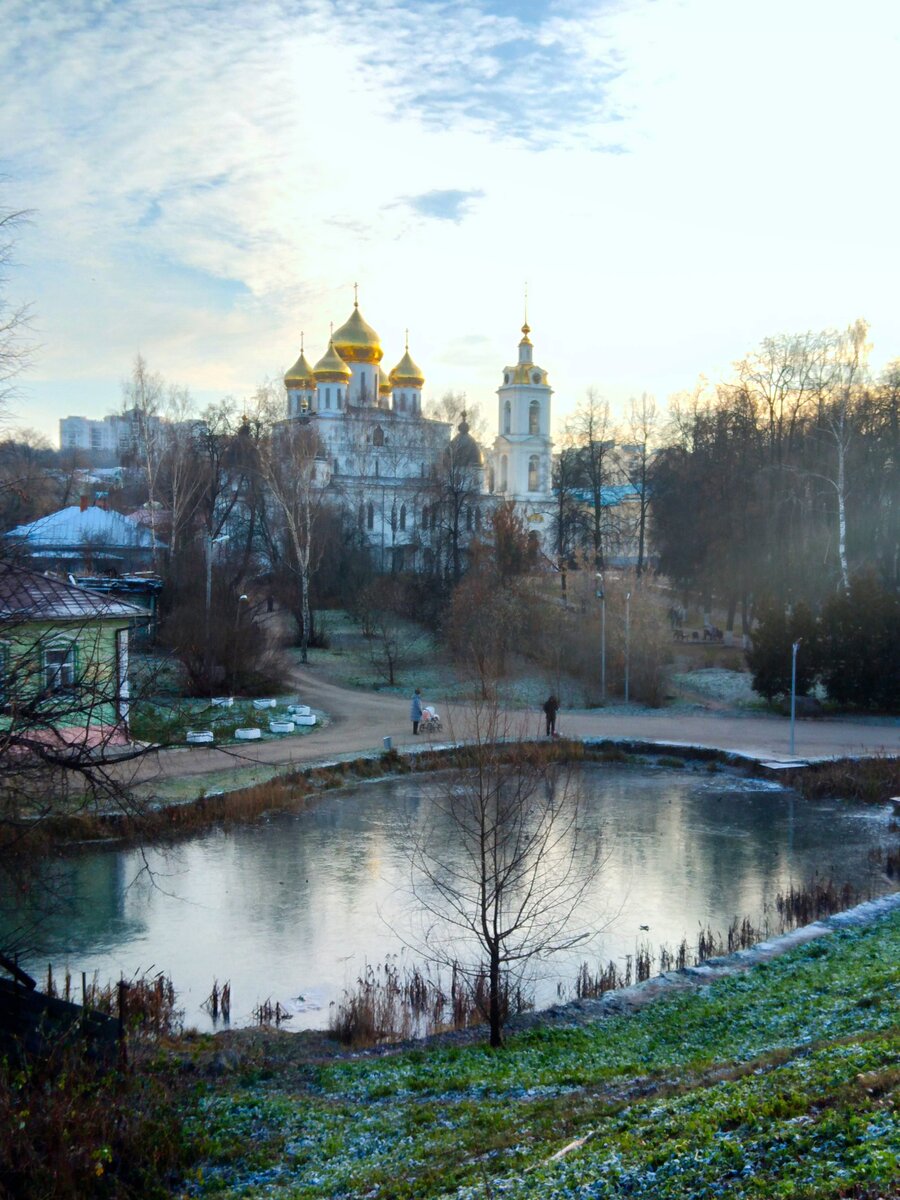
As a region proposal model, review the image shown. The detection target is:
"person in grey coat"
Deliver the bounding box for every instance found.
[410,688,423,734]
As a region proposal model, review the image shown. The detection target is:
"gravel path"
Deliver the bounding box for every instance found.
[126,661,899,791]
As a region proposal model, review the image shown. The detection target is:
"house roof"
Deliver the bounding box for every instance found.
[570,484,644,507]
[0,561,148,621]
[4,505,164,550]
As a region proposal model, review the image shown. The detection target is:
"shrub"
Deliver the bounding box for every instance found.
[746,600,818,701]
[818,572,900,710]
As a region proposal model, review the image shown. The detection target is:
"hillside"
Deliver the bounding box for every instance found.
[179,904,900,1198]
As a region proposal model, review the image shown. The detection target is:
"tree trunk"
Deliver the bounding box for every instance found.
[489,948,503,1048]
[300,565,310,665]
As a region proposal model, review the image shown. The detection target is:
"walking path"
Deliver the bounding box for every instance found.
[129,663,899,790]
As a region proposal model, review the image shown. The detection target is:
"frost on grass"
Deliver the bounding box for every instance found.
[673,669,759,705]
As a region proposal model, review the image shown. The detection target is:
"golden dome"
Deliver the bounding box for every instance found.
[313,339,352,382]
[379,371,393,394]
[332,301,383,364]
[285,348,316,388]
[506,363,549,386]
[389,341,425,388]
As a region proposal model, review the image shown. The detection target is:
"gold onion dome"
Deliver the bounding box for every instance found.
[389,345,425,389]
[285,348,316,388]
[313,338,352,382]
[379,371,393,394]
[332,301,383,364]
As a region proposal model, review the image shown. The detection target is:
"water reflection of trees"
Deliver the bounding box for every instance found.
[9,767,888,1025]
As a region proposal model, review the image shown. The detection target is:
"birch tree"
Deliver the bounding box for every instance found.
[259,418,329,663]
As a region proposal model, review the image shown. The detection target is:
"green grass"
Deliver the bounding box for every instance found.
[181,909,900,1198]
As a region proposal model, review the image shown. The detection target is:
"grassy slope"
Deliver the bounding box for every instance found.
[182,910,899,1199]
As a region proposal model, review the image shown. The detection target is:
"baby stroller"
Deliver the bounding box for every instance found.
[419,704,443,734]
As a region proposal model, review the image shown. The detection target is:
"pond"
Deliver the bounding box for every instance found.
[4,764,895,1032]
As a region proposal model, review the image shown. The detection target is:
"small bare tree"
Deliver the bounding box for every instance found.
[406,701,601,1047]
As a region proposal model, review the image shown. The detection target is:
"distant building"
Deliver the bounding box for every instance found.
[5,498,163,575]
[59,407,162,461]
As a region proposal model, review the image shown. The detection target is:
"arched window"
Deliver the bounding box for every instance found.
[528,454,539,491]
[373,425,385,447]
[366,502,375,531]
[399,503,407,532]
[475,506,482,531]
[375,459,379,477]
[334,458,339,475]
[500,455,508,491]
[336,389,342,409]
[421,504,429,529]
[358,502,365,528]
[466,506,473,532]
[529,400,540,435]
[396,393,405,412]
[488,466,495,493]
[325,387,331,410]
[503,401,511,434]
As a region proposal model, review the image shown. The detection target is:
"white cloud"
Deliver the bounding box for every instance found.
[1,0,898,440]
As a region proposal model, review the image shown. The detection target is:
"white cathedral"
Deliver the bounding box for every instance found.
[283,294,554,571]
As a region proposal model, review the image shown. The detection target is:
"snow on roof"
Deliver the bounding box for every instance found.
[0,561,148,621]
[4,505,165,550]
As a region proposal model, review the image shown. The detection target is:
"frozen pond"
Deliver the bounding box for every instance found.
[4,764,894,1031]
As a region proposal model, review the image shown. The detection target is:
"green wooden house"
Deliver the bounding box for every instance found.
[0,560,147,747]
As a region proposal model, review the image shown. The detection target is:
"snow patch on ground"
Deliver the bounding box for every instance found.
[673,668,760,705]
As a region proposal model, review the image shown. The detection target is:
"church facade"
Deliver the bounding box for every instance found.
[283,296,554,571]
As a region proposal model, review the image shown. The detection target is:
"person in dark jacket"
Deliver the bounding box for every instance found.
[542,694,559,736]
[410,688,423,734]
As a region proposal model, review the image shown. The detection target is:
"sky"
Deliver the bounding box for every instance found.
[2,0,899,445]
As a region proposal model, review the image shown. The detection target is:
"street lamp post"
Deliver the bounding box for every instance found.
[595,574,606,701]
[205,533,230,694]
[625,591,632,705]
[789,638,802,756]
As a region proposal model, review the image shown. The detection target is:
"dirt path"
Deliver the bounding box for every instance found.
[128,661,898,791]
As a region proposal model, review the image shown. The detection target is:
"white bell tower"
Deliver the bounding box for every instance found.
[492,320,552,502]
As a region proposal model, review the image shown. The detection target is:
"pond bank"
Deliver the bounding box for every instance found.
[39,737,900,853]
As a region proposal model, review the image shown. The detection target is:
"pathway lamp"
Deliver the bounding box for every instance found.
[205,533,230,693]
[595,573,606,701]
[790,638,802,756]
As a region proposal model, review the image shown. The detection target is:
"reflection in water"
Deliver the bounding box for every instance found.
[0,766,891,1031]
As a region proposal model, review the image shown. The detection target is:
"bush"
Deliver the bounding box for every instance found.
[0,1040,197,1199]
[746,600,818,701]
[819,572,900,710]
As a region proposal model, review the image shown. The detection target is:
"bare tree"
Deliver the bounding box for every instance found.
[0,207,33,424]
[817,319,870,591]
[258,415,330,663]
[571,389,614,569]
[0,558,158,945]
[406,701,601,1047]
[622,392,658,577]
